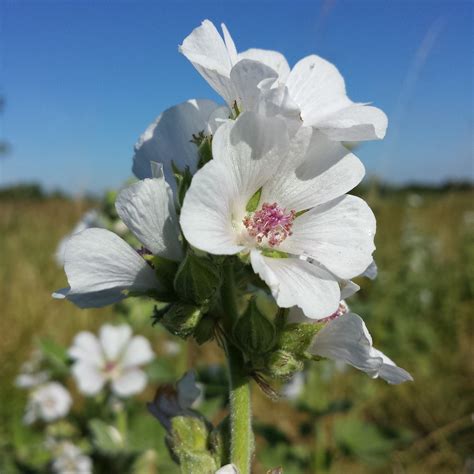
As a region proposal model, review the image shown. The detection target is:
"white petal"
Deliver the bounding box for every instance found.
[112,369,147,397]
[132,99,224,185]
[309,313,413,384]
[120,335,154,368]
[215,465,239,474]
[286,55,352,127]
[318,104,388,141]
[177,370,201,409]
[221,23,238,64]
[280,195,376,279]
[250,251,340,319]
[238,48,290,81]
[230,59,279,112]
[100,324,132,361]
[71,362,106,395]
[181,113,288,255]
[361,260,378,280]
[340,280,360,299]
[68,331,103,367]
[179,20,235,104]
[261,131,365,212]
[58,228,161,308]
[115,178,182,261]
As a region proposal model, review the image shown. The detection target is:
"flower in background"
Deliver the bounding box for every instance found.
[24,382,72,425]
[148,371,201,431]
[180,20,387,141]
[15,350,49,389]
[50,441,92,474]
[68,324,154,397]
[132,99,229,187]
[53,173,182,308]
[181,112,375,318]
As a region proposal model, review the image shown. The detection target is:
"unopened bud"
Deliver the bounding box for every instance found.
[161,304,203,339]
[265,350,303,380]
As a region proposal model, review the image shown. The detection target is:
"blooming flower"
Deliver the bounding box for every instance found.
[289,305,412,384]
[68,324,154,397]
[132,99,229,186]
[181,112,375,318]
[180,20,387,141]
[147,370,201,430]
[24,382,72,425]
[51,442,92,474]
[53,173,182,308]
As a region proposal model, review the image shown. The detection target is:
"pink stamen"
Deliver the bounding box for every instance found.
[243,202,296,247]
[320,302,349,323]
[104,361,117,373]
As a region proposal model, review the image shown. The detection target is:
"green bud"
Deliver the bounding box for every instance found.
[193,315,215,345]
[265,349,303,380]
[174,250,222,305]
[197,135,213,168]
[233,298,276,355]
[160,304,203,339]
[172,161,193,208]
[168,416,217,473]
[277,322,324,358]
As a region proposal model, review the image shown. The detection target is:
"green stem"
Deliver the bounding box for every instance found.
[221,259,254,473]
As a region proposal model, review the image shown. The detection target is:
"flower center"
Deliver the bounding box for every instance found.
[103,361,120,379]
[243,202,296,247]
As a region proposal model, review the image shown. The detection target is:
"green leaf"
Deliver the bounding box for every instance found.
[89,419,124,454]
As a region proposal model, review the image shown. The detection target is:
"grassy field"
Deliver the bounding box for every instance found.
[1,188,473,473]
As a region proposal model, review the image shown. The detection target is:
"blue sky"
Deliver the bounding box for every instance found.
[1,0,472,194]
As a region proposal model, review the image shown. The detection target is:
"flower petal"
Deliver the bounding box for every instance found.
[112,369,147,397]
[115,177,182,261]
[120,335,154,368]
[280,195,376,279]
[99,324,132,361]
[71,362,106,395]
[250,251,340,319]
[132,99,225,185]
[68,331,103,367]
[57,228,161,308]
[309,313,413,384]
[286,55,351,127]
[239,48,290,81]
[179,20,235,104]
[318,104,388,141]
[261,131,365,212]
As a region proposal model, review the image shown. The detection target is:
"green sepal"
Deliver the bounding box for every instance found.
[174,250,223,306]
[233,298,276,355]
[193,315,216,345]
[172,161,193,208]
[277,322,324,358]
[246,187,262,212]
[152,255,179,290]
[197,135,213,169]
[260,249,289,258]
[264,349,303,380]
[160,303,203,339]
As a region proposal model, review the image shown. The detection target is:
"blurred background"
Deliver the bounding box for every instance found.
[0,1,472,473]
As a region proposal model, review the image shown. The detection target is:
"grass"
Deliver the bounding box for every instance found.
[1,188,473,473]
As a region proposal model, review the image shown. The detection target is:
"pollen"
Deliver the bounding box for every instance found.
[243,202,296,247]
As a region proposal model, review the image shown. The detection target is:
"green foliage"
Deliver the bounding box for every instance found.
[159,304,203,339]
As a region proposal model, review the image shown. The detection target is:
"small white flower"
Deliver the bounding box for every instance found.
[180,20,387,141]
[181,112,375,318]
[24,382,72,425]
[68,324,154,397]
[132,99,229,187]
[51,442,92,474]
[303,311,413,384]
[53,173,182,308]
[15,350,49,389]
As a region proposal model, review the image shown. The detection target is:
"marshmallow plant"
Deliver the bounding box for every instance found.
[55,20,412,474]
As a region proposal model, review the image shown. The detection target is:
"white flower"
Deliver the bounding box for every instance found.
[132,99,229,187]
[68,324,154,397]
[304,311,413,384]
[53,173,182,308]
[216,465,239,474]
[180,20,387,141]
[15,350,49,389]
[51,442,92,474]
[55,210,104,266]
[181,112,375,318]
[148,370,201,430]
[24,382,72,425]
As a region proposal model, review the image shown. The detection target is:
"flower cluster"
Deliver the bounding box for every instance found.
[53,19,412,473]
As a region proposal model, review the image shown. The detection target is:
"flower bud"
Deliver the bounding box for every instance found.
[233,298,276,355]
[173,251,222,306]
[160,304,203,339]
[277,322,323,358]
[265,350,303,380]
[193,315,216,345]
